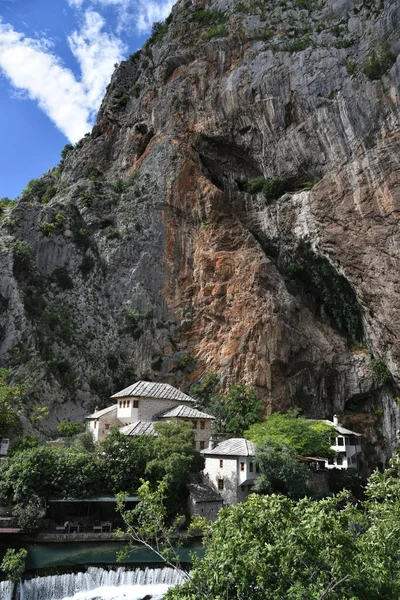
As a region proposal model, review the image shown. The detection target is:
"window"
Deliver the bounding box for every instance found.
[126,400,130,408]
[328,457,334,465]
[105,424,110,430]
[336,457,343,465]
[337,437,344,446]
[200,441,205,450]
[217,478,224,490]
[345,437,349,446]
[200,421,205,430]
[122,400,126,408]
[240,462,245,472]
[94,421,97,429]
[349,436,356,446]
[219,459,223,468]
[133,400,139,408]
[119,401,123,408]
[192,420,198,428]
[249,462,254,472]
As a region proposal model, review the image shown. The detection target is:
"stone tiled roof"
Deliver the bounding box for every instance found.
[320,420,362,436]
[202,438,256,457]
[85,404,118,419]
[111,381,195,403]
[160,405,215,420]
[119,421,156,436]
[187,483,223,504]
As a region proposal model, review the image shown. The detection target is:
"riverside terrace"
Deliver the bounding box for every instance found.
[27,495,138,541]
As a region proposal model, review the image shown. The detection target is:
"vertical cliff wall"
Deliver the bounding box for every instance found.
[0,0,399,455]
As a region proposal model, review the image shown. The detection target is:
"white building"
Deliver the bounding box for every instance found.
[321,415,362,470]
[202,438,257,505]
[85,381,215,447]
[0,438,9,457]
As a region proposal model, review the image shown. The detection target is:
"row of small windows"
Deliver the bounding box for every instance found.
[119,399,139,409]
[331,436,359,446]
[194,441,206,450]
[218,460,254,472]
[192,420,206,429]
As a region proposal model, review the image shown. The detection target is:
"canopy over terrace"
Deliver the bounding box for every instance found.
[47,495,138,532]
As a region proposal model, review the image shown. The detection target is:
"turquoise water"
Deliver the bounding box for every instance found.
[4,541,203,571]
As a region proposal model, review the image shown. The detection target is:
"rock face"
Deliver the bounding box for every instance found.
[0,0,399,457]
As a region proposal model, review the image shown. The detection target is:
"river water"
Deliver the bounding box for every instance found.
[0,566,186,600]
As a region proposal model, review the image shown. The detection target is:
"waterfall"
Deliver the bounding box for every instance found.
[0,579,13,600]
[16,566,185,600]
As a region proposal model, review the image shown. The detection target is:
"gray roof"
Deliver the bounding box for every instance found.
[202,438,256,457]
[160,405,215,420]
[321,420,362,437]
[85,404,118,419]
[111,381,195,403]
[187,483,223,504]
[119,421,156,436]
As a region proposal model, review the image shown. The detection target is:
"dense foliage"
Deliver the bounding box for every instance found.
[0,421,203,528]
[167,458,400,599]
[207,384,264,436]
[0,369,22,439]
[254,440,309,499]
[245,410,335,457]
[0,548,27,584]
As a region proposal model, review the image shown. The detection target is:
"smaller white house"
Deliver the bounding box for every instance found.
[322,415,362,470]
[202,438,257,505]
[0,438,10,456]
[85,405,120,442]
[159,405,214,450]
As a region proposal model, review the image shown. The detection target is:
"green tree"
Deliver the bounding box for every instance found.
[254,440,309,499]
[209,384,263,436]
[57,420,85,438]
[146,421,204,513]
[99,427,154,493]
[245,409,335,457]
[0,369,22,438]
[1,548,27,584]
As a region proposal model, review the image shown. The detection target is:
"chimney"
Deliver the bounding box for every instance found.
[333,414,339,426]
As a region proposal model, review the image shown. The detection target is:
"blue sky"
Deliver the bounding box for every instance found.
[0,0,174,199]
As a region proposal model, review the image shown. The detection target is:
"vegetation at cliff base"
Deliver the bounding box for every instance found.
[0,421,203,529]
[245,410,335,457]
[206,384,263,436]
[0,369,22,439]
[164,457,400,600]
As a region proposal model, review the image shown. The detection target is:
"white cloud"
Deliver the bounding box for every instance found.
[67,0,174,33]
[68,10,126,107]
[0,13,126,143]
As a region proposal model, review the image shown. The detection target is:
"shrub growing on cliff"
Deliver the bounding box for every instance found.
[10,240,34,269]
[0,369,22,439]
[363,43,395,80]
[283,240,363,342]
[263,177,287,202]
[247,176,265,194]
[370,358,392,384]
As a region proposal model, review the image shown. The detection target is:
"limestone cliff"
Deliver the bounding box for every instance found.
[0,0,399,458]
